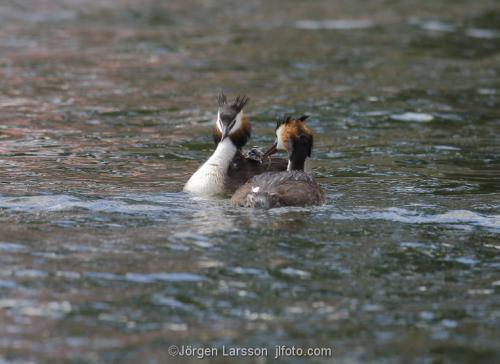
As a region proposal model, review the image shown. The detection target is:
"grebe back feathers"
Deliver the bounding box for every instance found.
[231,115,324,208]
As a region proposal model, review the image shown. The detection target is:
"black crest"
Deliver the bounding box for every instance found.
[217,91,227,107]
[232,95,249,113]
[276,115,292,130]
[276,114,309,130]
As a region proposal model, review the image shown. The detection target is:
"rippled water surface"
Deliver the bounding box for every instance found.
[1,1,499,363]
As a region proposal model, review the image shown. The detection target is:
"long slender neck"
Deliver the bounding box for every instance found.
[287,132,312,171]
[287,154,307,171]
[287,143,309,171]
[184,138,238,195]
[205,137,238,169]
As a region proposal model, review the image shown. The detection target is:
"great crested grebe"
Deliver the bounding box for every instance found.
[184,93,287,196]
[213,92,288,193]
[231,115,325,208]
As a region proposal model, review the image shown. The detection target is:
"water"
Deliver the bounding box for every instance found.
[1,0,499,363]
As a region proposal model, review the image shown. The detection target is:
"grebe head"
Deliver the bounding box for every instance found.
[264,115,313,171]
[212,92,251,148]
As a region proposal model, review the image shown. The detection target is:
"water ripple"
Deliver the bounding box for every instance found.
[124,272,205,283]
[0,194,187,214]
[331,208,500,230]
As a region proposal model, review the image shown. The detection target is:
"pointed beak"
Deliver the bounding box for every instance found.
[220,119,236,141]
[263,140,278,157]
[220,124,230,141]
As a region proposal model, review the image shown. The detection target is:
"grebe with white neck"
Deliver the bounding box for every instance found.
[184,92,287,196]
[183,94,249,196]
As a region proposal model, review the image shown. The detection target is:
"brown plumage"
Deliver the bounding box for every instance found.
[277,115,313,154]
[224,152,288,194]
[231,115,324,208]
[231,170,325,208]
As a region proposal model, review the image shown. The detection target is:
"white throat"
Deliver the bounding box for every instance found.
[184,138,237,196]
[276,124,286,150]
[217,111,243,135]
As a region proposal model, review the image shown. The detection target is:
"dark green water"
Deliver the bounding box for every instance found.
[0,1,499,363]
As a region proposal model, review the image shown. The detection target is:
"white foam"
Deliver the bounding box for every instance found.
[124,272,205,283]
[421,21,455,32]
[280,267,311,279]
[330,207,500,230]
[465,28,499,39]
[295,19,374,30]
[410,19,456,32]
[390,112,434,122]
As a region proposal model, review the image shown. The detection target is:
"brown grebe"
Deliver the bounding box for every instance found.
[184,93,287,196]
[231,115,325,208]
